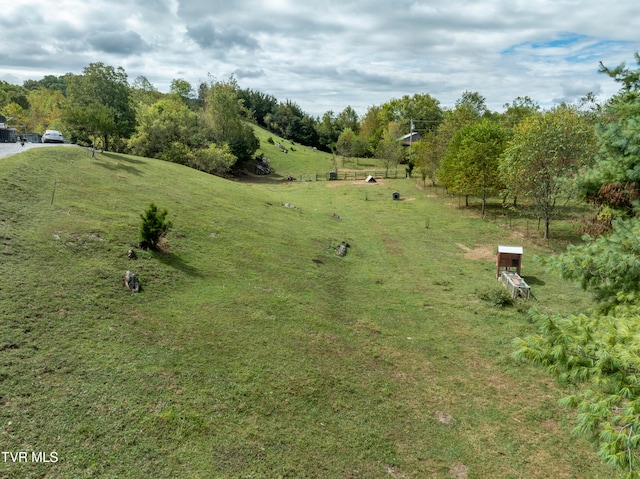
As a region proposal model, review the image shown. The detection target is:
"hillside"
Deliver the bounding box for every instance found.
[0,146,618,478]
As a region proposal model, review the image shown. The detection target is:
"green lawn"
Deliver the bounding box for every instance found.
[0,145,617,478]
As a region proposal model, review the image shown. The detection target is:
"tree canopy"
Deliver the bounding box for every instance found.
[438,118,508,215]
[500,106,596,238]
[63,62,136,150]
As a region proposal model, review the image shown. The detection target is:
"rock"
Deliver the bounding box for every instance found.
[335,242,350,257]
[124,270,140,293]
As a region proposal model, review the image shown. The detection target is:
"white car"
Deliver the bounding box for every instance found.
[42,130,64,143]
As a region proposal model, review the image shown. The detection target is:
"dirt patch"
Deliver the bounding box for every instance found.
[326,178,386,188]
[449,462,469,479]
[456,243,495,261]
[434,410,455,425]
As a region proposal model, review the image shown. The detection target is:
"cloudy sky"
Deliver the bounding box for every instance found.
[1,0,639,117]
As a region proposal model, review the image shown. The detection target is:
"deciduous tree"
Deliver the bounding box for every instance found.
[64,63,136,150]
[128,97,198,159]
[375,122,404,176]
[500,106,596,238]
[438,118,507,214]
[203,78,259,166]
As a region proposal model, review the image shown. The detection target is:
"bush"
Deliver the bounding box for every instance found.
[478,285,514,307]
[188,143,236,175]
[140,203,172,250]
[160,141,193,165]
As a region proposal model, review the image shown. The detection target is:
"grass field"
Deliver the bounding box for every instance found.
[0,143,619,478]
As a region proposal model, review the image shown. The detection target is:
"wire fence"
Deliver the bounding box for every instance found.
[288,170,402,182]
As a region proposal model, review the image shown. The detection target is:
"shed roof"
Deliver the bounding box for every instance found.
[498,245,523,255]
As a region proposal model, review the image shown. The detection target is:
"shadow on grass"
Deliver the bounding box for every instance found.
[93,154,143,176]
[237,172,288,185]
[523,276,545,286]
[101,152,147,165]
[154,251,203,277]
[96,158,142,176]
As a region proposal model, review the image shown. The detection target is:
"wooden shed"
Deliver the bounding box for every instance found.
[496,245,523,278]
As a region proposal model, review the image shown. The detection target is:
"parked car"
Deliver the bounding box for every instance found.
[42,130,64,143]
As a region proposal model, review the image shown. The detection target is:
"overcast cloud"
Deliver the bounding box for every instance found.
[1,0,639,117]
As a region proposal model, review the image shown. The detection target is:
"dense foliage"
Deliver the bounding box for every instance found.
[515,54,640,478]
[438,118,508,215]
[516,217,640,478]
[64,63,137,151]
[500,105,596,238]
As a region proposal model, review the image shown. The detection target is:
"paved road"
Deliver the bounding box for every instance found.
[0,142,77,159]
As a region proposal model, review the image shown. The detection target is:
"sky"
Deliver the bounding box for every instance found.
[1,0,639,118]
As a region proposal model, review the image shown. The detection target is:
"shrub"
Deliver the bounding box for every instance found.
[160,141,193,165]
[478,286,514,307]
[140,203,172,250]
[188,143,236,175]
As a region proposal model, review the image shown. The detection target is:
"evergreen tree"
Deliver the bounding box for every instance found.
[139,203,172,251]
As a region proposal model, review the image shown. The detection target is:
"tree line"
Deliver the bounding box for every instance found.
[0,59,633,241]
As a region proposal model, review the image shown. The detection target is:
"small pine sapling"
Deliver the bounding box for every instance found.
[139,203,172,250]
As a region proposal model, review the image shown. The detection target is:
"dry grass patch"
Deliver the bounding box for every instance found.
[434,410,456,425]
[456,243,495,261]
[449,462,469,479]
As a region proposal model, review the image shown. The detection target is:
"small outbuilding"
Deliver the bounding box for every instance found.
[496,245,523,278]
[392,192,400,200]
[365,175,377,183]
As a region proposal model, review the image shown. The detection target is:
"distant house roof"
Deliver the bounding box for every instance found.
[399,132,422,146]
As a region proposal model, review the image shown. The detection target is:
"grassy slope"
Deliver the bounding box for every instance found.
[0,145,617,478]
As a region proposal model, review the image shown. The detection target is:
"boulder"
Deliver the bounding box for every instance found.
[124,270,140,293]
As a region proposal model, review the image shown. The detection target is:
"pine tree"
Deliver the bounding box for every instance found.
[139,203,171,251]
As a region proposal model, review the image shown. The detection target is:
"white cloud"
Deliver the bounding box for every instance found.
[0,0,638,117]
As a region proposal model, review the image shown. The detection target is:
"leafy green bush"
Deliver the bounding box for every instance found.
[140,203,172,250]
[188,143,236,175]
[159,141,193,165]
[478,285,514,307]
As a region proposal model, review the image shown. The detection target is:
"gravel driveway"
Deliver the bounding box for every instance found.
[0,142,77,160]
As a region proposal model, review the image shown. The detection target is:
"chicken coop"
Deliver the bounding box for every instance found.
[496,245,523,278]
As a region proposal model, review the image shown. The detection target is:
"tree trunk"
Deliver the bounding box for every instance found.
[545,217,550,239]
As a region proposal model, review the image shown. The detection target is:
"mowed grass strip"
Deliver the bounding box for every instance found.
[0,146,617,478]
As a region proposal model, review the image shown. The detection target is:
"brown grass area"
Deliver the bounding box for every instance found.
[325,179,385,188]
[383,233,405,255]
[456,243,495,261]
[449,462,469,479]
